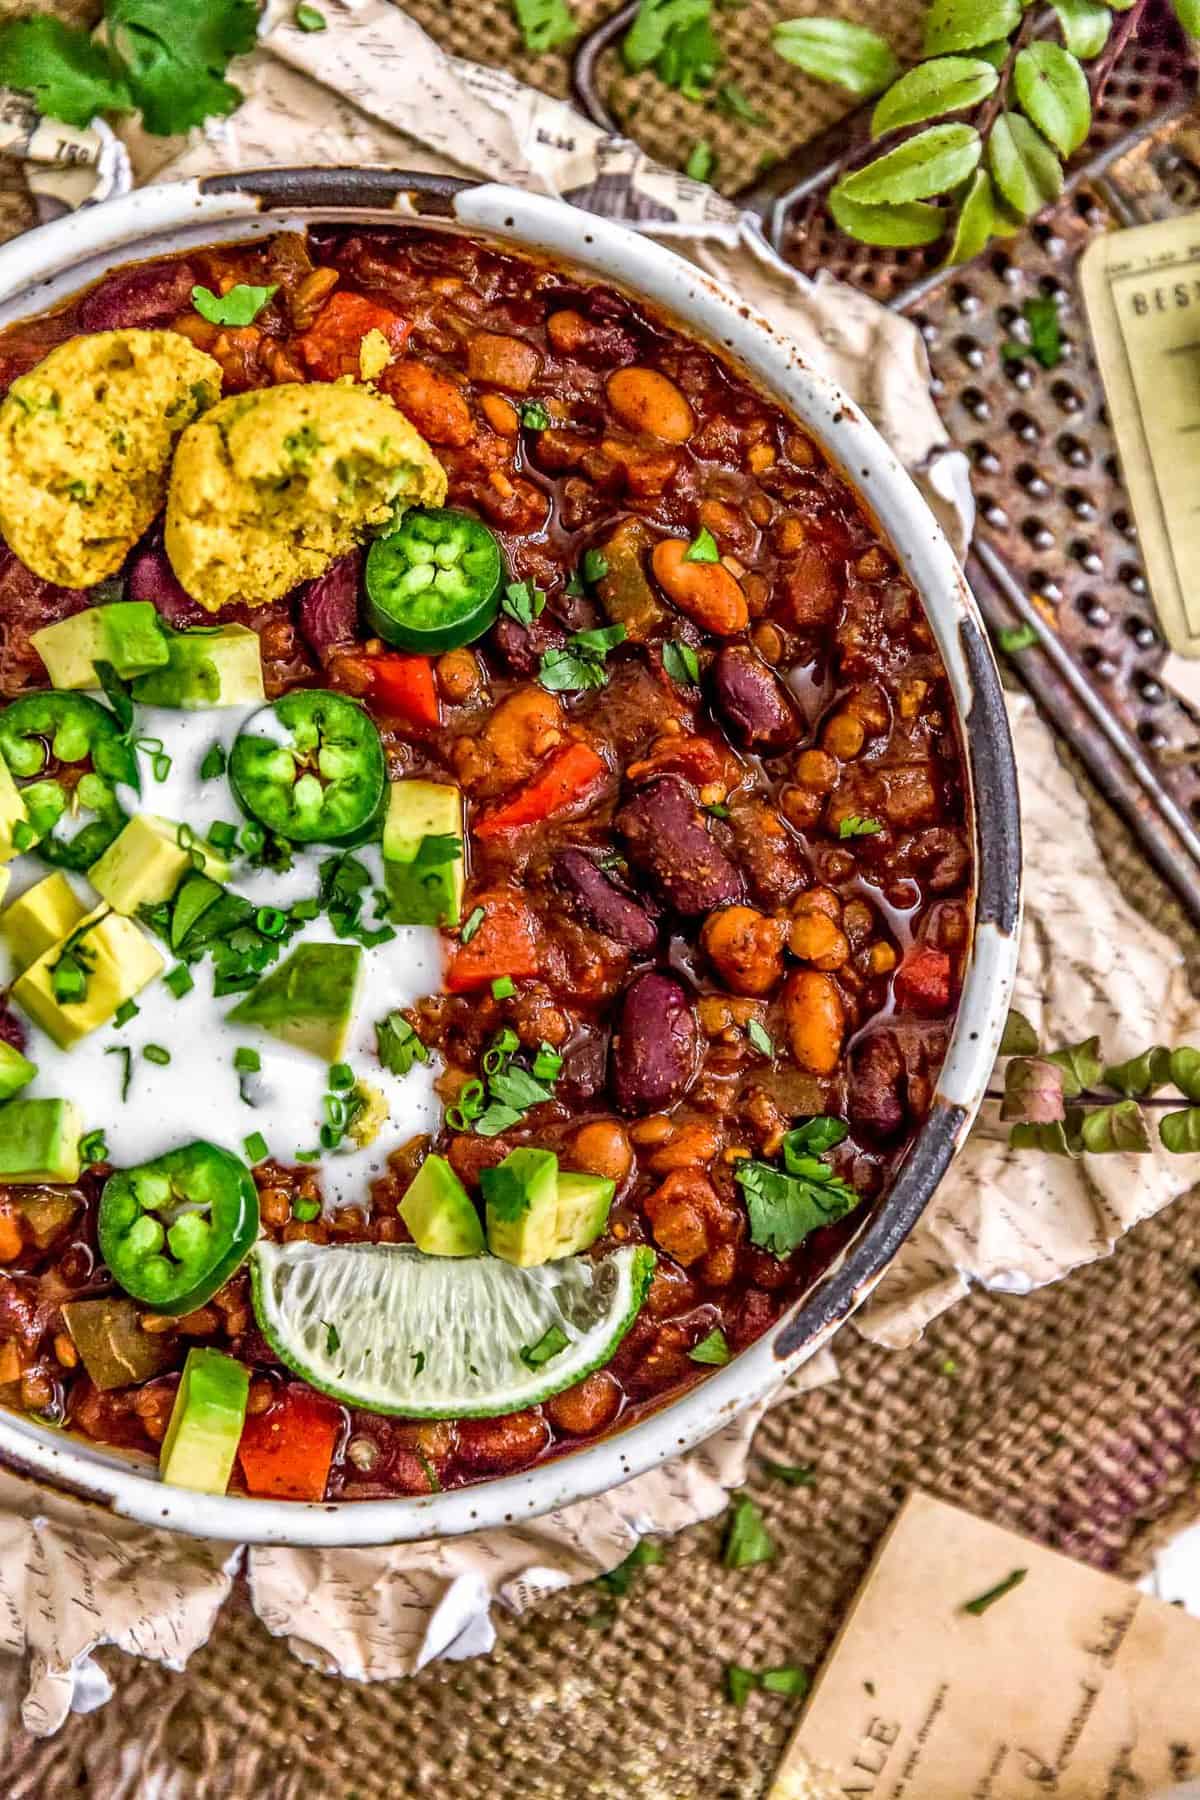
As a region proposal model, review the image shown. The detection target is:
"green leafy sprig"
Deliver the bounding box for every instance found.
[773,0,1194,263]
[995,1010,1200,1155]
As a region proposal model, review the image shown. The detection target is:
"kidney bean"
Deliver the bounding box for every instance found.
[651,539,748,636]
[712,644,803,751]
[782,968,845,1075]
[554,849,658,952]
[617,777,743,916]
[76,261,198,331]
[491,610,566,677]
[848,1031,907,1140]
[610,970,699,1114]
[297,552,361,665]
[126,537,209,628]
[699,905,785,996]
[605,366,694,443]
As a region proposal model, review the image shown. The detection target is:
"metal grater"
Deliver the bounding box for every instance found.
[573,4,1200,919]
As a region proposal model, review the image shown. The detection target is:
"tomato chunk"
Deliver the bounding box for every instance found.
[893,943,952,1016]
[367,652,440,728]
[237,1385,342,1502]
[297,292,411,381]
[474,742,606,838]
[446,890,541,991]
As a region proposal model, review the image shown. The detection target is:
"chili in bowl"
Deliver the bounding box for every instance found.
[0,172,1019,1545]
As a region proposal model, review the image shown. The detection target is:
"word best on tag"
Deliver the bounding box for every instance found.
[770,1490,1200,1799]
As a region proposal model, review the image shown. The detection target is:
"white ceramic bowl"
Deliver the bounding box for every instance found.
[0,171,1021,1544]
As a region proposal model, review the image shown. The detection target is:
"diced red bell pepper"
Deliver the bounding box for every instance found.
[237,1385,342,1502]
[893,943,953,1017]
[446,890,541,992]
[297,291,412,381]
[474,742,606,839]
[367,653,440,729]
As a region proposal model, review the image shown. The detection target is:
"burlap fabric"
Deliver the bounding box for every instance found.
[1,5,1199,1796]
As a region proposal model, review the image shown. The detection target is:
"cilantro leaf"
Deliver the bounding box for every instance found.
[106,0,259,136]
[1001,295,1062,370]
[685,141,715,182]
[192,283,278,327]
[688,1327,730,1365]
[595,1539,665,1596]
[520,400,551,431]
[722,1494,775,1569]
[624,1,721,98]
[838,814,882,839]
[480,1160,534,1223]
[538,624,627,693]
[997,622,1039,654]
[683,525,720,563]
[520,1324,569,1369]
[501,580,546,629]
[0,16,130,127]
[512,0,578,53]
[783,1116,848,1160]
[747,1018,774,1059]
[760,1459,815,1487]
[735,1153,862,1257]
[662,639,700,686]
[376,1012,429,1078]
[714,82,767,125]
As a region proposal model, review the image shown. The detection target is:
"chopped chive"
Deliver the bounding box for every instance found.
[290,897,320,923]
[142,1043,171,1067]
[531,1043,563,1083]
[293,1149,321,1164]
[164,964,194,999]
[243,1131,269,1164]
[722,1494,775,1570]
[199,743,227,781]
[293,1196,321,1219]
[581,548,609,585]
[78,1129,108,1165]
[520,400,551,431]
[963,1569,1027,1615]
[491,976,516,1000]
[240,822,265,856]
[329,1062,354,1092]
[319,1123,342,1150]
[460,905,486,944]
[704,801,731,819]
[686,141,715,183]
[105,1044,132,1102]
[233,1047,261,1074]
[12,821,36,852]
[207,821,238,851]
[112,999,139,1028]
[255,905,287,939]
[324,1095,346,1129]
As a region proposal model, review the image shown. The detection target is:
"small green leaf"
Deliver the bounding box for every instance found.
[0,16,131,127]
[998,622,1039,653]
[1008,1115,1083,1156]
[1160,1107,1200,1153]
[828,186,947,248]
[1043,1036,1103,1098]
[1013,43,1091,158]
[689,1327,731,1365]
[1000,1056,1065,1124]
[841,123,981,205]
[684,526,720,564]
[663,640,701,685]
[747,1018,775,1058]
[1079,1099,1152,1154]
[999,1007,1040,1056]
[685,141,715,182]
[1169,1046,1200,1101]
[726,1665,758,1708]
[988,112,1064,218]
[512,0,578,53]
[761,1459,815,1486]
[772,18,900,98]
[1052,0,1111,58]
[1102,1046,1172,1097]
[1171,0,1200,33]
[924,0,1022,54]
[760,1666,810,1697]
[723,1494,775,1570]
[871,56,998,136]
[193,283,278,327]
[944,169,1021,265]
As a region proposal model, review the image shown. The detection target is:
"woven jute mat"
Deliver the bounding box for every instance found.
[3,5,1200,1796]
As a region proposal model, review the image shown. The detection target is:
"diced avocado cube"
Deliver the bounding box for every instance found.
[159,1346,249,1494]
[551,1171,615,1257]
[61,1295,175,1389]
[0,756,29,865]
[89,813,232,915]
[227,942,363,1061]
[131,625,265,709]
[0,1098,82,1183]
[400,1153,484,1256]
[1,872,87,972]
[31,602,169,689]
[483,1147,561,1268]
[0,1041,36,1101]
[383,781,464,927]
[13,907,164,1048]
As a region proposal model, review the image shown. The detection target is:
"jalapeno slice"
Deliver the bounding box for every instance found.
[0,692,138,869]
[229,690,386,846]
[364,507,503,653]
[98,1141,260,1315]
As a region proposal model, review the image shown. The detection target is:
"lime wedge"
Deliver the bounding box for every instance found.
[250,1240,655,1418]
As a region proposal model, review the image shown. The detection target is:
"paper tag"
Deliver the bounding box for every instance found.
[1080,214,1200,659]
[771,1490,1200,1799]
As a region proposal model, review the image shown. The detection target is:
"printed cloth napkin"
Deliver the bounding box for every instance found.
[0,0,1193,1739]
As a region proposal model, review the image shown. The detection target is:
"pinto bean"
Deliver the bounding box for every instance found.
[568,1119,634,1186]
[782,969,844,1075]
[651,539,749,636]
[645,1121,720,1173]
[546,1370,623,1436]
[700,905,786,996]
[605,366,694,443]
[456,1409,551,1474]
[712,645,802,751]
[381,358,473,447]
[436,648,483,704]
[617,777,744,917]
[610,971,699,1114]
[467,332,541,392]
[555,849,659,952]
